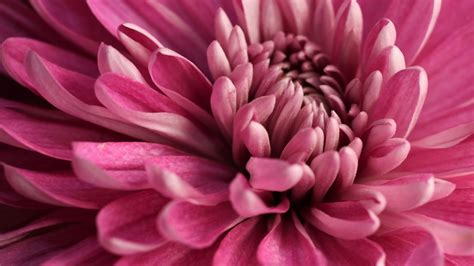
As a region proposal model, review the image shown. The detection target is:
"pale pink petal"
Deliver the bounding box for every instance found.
[30,0,118,54]
[281,128,318,163]
[257,214,326,266]
[97,190,167,255]
[72,142,183,190]
[247,157,304,192]
[207,41,232,80]
[361,18,396,75]
[311,151,340,201]
[229,174,290,217]
[369,67,428,138]
[306,226,385,265]
[211,76,237,139]
[306,201,380,240]
[277,0,311,35]
[116,23,163,67]
[411,122,474,149]
[372,226,443,265]
[260,0,283,41]
[241,121,272,158]
[158,201,242,248]
[97,43,146,83]
[311,0,336,53]
[361,138,410,177]
[233,0,261,44]
[213,217,268,265]
[3,165,125,209]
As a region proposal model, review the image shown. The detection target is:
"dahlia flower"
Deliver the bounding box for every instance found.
[0,0,473,265]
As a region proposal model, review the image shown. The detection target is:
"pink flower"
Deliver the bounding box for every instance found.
[0,0,473,265]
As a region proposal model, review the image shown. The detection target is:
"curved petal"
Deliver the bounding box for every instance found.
[158,201,242,248]
[247,157,304,192]
[97,190,167,255]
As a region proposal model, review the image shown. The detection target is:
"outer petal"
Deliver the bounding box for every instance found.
[97,190,167,255]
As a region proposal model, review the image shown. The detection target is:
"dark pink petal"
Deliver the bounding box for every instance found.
[257,214,326,266]
[306,201,380,240]
[3,165,125,209]
[116,241,217,266]
[306,226,385,265]
[1,37,97,89]
[95,72,226,159]
[158,201,242,248]
[361,174,435,211]
[384,0,442,64]
[369,67,428,138]
[357,0,391,39]
[146,155,234,205]
[30,0,118,54]
[229,174,290,217]
[415,185,474,227]
[247,157,304,192]
[411,23,474,142]
[445,254,474,266]
[97,190,167,255]
[396,136,474,178]
[24,51,161,142]
[0,170,48,208]
[0,223,92,265]
[0,101,121,160]
[214,217,268,265]
[42,237,117,266]
[149,48,213,111]
[372,226,443,265]
[72,142,183,190]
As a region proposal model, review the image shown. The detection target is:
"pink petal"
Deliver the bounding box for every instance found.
[306,226,385,265]
[214,217,268,265]
[97,43,145,83]
[95,72,226,159]
[3,165,125,209]
[241,121,272,158]
[306,201,380,240]
[0,101,121,160]
[411,122,474,149]
[211,76,237,139]
[361,138,410,177]
[415,185,474,227]
[42,237,117,266]
[0,224,93,265]
[334,146,359,191]
[332,0,363,78]
[247,157,304,192]
[260,0,283,40]
[361,18,396,75]
[72,142,183,190]
[257,214,326,266]
[158,201,242,248]
[24,51,161,142]
[277,0,311,35]
[229,174,290,217]
[116,23,163,66]
[280,128,318,163]
[232,0,260,44]
[207,41,232,80]
[396,136,474,178]
[1,37,97,90]
[363,45,406,81]
[97,190,167,255]
[311,151,340,202]
[311,0,336,53]
[384,0,442,64]
[30,0,118,54]
[146,155,234,205]
[369,67,428,138]
[410,24,474,141]
[372,226,443,265]
[0,169,47,209]
[361,174,435,211]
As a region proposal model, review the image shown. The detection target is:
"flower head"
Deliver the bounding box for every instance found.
[0,0,473,265]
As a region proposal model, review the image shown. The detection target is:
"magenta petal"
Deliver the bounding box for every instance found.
[372,226,443,266]
[97,190,167,255]
[30,0,118,54]
[229,174,290,217]
[3,165,125,209]
[72,142,183,190]
[306,201,380,240]
[369,67,428,138]
[146,155,234,205]
[257,214,326,266]
[247,157,304,192]
[213,217,267,265]
[306,226,385,265]
[0,101,121,160]
[158,201,242,248]
[149,48,213,111]
[42,237,117,266]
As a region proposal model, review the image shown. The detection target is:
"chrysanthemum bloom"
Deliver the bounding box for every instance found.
[0,0,473,265]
